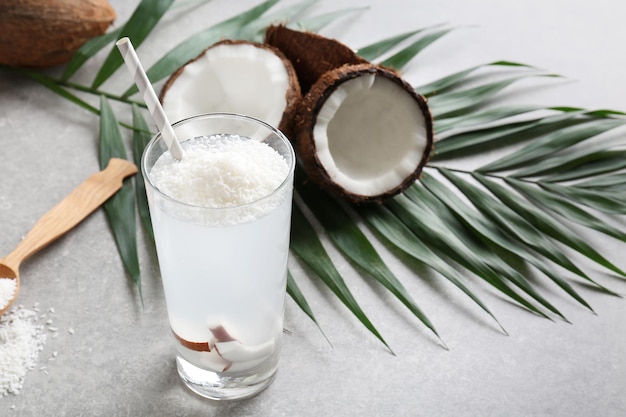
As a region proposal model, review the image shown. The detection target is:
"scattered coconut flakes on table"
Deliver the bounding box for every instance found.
[0,304,48,397]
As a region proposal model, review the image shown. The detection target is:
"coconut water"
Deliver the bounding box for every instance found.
[147,134,293,374]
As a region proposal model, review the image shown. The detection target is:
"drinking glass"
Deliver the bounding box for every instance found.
[142,113,295,400]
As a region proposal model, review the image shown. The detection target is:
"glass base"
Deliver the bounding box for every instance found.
[176,354,278,400]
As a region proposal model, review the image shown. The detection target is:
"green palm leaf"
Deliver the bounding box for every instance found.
[478,117,626,172]
[404,183,567,320]
[290,203,392,352]
[387,193,552,319]
[434,105,542,134]
[510,145,626,180]
[380,27,453,70]
[62,27,123,81]
[539,182,626,215]
[416,61,536,97]
[429,74,559,119]
[434,112,548,158]
[420,173,593,312]
[472,172,626,279]
[505,177,626,243]
[432,108,593,158]
[576,172,626,189]
[358,203,506,333]
[545,151,626,182]
[437,168,613,295]
[357,28,426,62]
[92,0,176,89]
[286,271,329,343]
[297,174,442,343]
[98,96,142,301]
[130,105,154,240]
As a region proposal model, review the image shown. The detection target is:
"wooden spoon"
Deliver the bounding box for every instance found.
[0,158,138,316]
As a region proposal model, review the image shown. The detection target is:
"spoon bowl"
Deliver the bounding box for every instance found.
[0,158,137,316]
[0,264,19,317]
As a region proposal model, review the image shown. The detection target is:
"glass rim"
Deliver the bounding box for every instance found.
[141,112,296,211]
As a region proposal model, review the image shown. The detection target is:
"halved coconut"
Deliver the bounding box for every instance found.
[160,39,301,139]
[295,63,434,204]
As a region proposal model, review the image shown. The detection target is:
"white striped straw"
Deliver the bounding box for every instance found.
[116,37,184,160]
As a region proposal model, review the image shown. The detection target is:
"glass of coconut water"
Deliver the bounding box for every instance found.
[142,113,295,400]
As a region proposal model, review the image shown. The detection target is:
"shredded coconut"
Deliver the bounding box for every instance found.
[0,305,47,397]
[151,134,289,208]
[0,278,17,310]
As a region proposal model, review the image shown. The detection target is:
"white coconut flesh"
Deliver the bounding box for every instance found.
[312,73,429,197]
[162,42,291,126]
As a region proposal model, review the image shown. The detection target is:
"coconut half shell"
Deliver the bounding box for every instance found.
[295,63,434,204]
[0,0,116,68]
[265,24,367,95]
[160,39,301,139]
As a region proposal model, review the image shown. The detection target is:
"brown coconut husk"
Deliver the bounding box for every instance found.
[0,0,116,68]
[294,63,434,205]
[265,24,367,95]
[160,39,301,140]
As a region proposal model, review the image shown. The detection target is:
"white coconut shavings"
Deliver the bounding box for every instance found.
[151,135,288,208]
[0,305,47,397]
[0,278,17,310]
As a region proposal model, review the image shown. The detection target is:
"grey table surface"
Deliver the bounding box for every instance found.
[1,0,626,416]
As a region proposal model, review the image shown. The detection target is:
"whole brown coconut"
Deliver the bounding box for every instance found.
[0,0,116,68]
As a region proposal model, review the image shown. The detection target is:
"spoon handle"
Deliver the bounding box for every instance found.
[4,158,138,269]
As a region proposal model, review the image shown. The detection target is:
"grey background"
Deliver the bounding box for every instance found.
[1,0,625,415]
